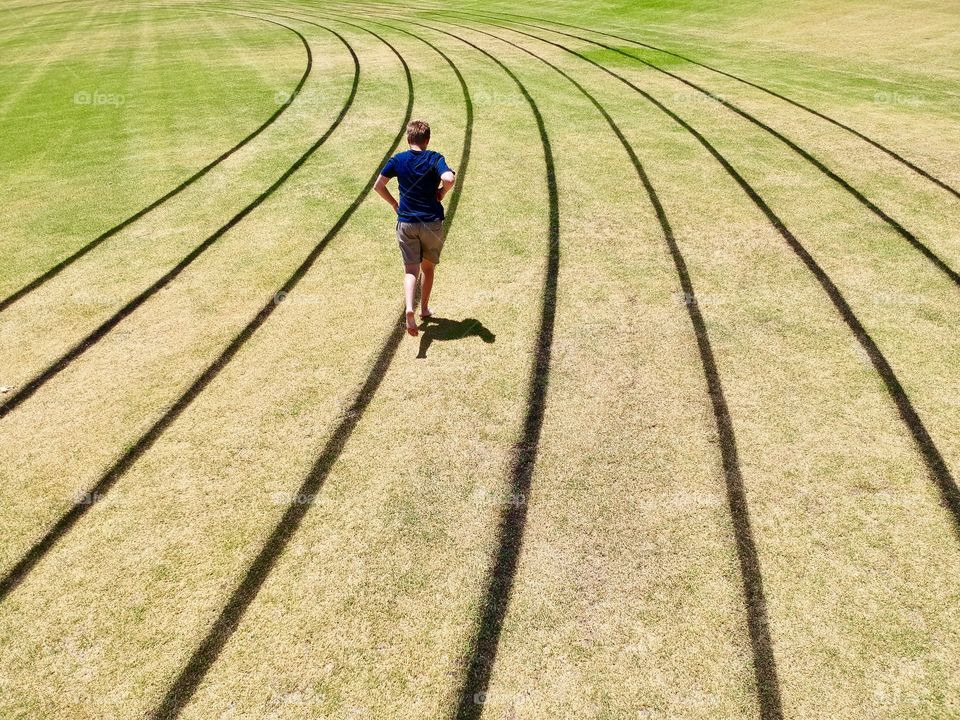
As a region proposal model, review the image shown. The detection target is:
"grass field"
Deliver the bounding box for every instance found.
[0,0,958,718]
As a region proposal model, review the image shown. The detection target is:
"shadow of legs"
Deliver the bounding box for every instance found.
[416,317,495,359]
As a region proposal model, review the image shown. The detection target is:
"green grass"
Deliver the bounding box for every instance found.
[0,0,958,718]
[0,7,308,293]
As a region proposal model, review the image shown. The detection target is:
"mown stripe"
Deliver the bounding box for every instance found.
[0,20,360,420]
[144,19,424,719]
[0,20,363,602]
[447,12,960,287]
[477,20,959,543]
[458,8,960,201]
[424,15,786,718]
[0,12,315,312]
[334,17,562,720]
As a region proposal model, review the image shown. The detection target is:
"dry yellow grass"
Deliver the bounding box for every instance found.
[0,26,396,576]
[0,1,957,718]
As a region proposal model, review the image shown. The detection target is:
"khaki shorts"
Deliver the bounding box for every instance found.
[397,220,445,265]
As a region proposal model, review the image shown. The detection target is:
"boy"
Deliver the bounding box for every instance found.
[373,120,456,337]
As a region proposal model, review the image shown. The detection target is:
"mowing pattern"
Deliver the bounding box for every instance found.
[0,12,314,313]
[0,1,957,719]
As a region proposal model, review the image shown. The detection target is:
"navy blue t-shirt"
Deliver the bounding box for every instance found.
[381,149,453,223]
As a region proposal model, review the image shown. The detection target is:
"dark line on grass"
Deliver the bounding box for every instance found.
[0,20,367,603]
[446,12,960,287]
[475,22,960,540]
[0,22,362,421]
[282,7,473,226]
[148,325,408,720]
[411,15,784,718]
[445,7,960,201]
[341,19,561,720]
[0,13,315,314]
[146,15,480,718]
[149,9,559,719]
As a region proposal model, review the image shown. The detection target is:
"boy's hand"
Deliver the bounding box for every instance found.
[437,170,455,204]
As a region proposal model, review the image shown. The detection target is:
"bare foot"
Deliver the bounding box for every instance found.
[405,310,419,337]
[420,305,433,319]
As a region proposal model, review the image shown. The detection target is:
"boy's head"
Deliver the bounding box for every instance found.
[407,119,430,148]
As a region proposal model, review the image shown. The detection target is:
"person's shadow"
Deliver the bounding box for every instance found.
[417,316,495,359]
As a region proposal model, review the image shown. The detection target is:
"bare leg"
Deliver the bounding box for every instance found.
[403,262,420,336]
[420,259,435,317]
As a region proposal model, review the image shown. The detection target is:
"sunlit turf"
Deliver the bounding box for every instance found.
[0,0,958,718]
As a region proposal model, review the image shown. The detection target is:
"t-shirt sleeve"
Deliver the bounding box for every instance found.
[437,154,454,176]
[381,155,398,178]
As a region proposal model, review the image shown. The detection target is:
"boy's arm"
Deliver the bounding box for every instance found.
[373,174,399,213]
[436,170,456,202]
